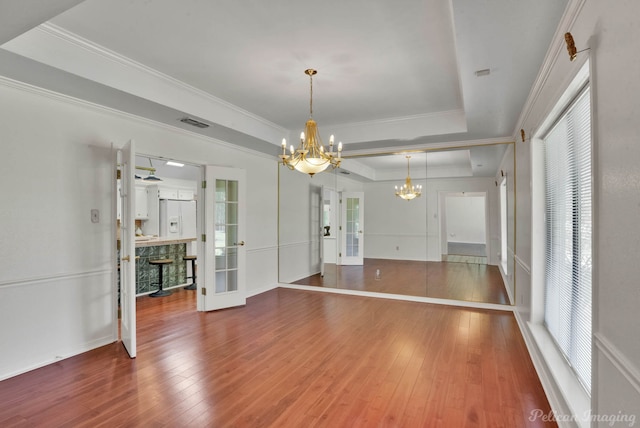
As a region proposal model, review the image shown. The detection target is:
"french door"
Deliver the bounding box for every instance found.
[340,191,364,265]
[200,166,246,311]
[119,139,136,358]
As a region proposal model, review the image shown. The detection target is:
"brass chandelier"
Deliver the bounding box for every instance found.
[279,69,342,176]
[395,155,422,201]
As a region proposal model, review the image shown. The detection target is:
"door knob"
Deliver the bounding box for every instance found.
[235,241,245,246]
[122,255,130,262]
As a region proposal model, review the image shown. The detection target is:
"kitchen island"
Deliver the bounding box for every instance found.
[134,236,196,295]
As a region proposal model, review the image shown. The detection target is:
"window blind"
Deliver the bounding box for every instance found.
[543,86,592,393]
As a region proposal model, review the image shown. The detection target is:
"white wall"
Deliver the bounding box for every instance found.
[0,77,279,380]
[364,176,499,264]
[515,0,640,424]
[278,169,363,283]
[445,195,486,244]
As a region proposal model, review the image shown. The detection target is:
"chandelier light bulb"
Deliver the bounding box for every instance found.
[395,155,422,201]
[277,69,343,176]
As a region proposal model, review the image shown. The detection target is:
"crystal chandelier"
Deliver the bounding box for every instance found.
[279,69,342,176]
[395,155,422,201]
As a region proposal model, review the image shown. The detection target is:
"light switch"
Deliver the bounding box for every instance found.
[91,209,99,223]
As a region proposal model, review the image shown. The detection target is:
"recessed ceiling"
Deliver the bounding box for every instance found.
[0,0,568,163]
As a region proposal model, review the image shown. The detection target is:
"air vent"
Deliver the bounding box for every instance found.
[180,117,210,128]
[474,68,491,77]
[340,170,351,175]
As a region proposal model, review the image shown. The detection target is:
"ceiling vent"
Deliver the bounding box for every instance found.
[474,68,491,77]
[180,117,210,128]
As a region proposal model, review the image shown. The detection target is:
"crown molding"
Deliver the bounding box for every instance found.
[38,24,285,133]
[512,0,588,140]
[3,23,288,145]
[344,137,514,158]
[0,74,276,162]
[328,109,467,144]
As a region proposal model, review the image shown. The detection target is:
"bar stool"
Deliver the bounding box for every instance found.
[183,255,197,290]
[149,258,173,297]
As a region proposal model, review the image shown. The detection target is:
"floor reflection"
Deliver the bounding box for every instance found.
[292,258,509,305]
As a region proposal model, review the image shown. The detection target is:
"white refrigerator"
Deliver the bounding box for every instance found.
[159,200,197,238]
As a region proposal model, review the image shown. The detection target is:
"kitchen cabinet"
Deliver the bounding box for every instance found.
[158,188,178,199]
[157,187,194,201]
[177,189,194,201]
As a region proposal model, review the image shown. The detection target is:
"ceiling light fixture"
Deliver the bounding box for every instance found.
[395,155,422,201]
[166,161,184,167]
[135,158,162,181]
[279,69,342,176]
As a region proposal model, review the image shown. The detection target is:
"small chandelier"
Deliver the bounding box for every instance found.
[395,155,422,201]
[279,69,342,176]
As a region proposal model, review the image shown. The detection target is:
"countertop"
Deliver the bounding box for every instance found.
[134,236,197,247]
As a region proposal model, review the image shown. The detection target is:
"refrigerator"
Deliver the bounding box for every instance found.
[159,200,197,238]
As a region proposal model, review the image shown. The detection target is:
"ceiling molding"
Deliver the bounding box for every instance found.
[0,0,85,45]
[3,23,289,145]
[327,109,467,145]
[343,137,514,158]
[0,74,276,162]
[512,0,588,141]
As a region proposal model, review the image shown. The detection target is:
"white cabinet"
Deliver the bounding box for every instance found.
[158,188,178,199]
[177,189,194,201]
[157,187,194,201]
[135,186,149,219]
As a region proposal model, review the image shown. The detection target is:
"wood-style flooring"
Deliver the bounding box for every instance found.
[294,258,510,305]
[0,288,554,427]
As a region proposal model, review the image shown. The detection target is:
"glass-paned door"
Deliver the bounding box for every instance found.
[340,192,364,265]
[202,166,246,311]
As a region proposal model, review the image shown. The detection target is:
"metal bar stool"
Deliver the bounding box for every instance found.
[149,258,173,297]
[183,255,197,290]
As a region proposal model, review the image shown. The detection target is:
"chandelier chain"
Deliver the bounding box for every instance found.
[309,72,313,117]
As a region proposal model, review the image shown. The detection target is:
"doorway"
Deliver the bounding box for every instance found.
[440,192,488,264]
[115,151,202,357]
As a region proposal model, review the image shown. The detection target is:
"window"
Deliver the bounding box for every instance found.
[542,85,592,393]
[500,178,508,273]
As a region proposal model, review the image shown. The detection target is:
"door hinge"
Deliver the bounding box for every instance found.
[201,234,206,242]
[339,226,342,231]
[201,287,207,296]
[339,199,342,204]
[339,252,342,257]
[202,180,207,189]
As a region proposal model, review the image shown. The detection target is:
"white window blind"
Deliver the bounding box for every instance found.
[543,85,592,393]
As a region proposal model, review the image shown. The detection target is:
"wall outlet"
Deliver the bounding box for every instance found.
[91,209,99,223]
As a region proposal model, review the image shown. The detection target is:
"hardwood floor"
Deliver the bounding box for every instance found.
[0,288,554,427]
[293,258,510,305]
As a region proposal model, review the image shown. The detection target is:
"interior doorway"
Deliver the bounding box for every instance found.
[115,153,203,351]
[439,192,488,264]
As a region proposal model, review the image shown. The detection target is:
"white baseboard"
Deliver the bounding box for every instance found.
[0,336,116,382]
[513,311,584,428]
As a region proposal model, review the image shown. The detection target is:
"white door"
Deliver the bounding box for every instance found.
[200,166,246,311]
[119,140,136,358]
[340,191,364,265]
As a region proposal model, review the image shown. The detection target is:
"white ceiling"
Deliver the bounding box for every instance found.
[0,0,568,179]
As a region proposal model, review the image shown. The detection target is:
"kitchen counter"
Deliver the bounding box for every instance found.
[135,236,196,247]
